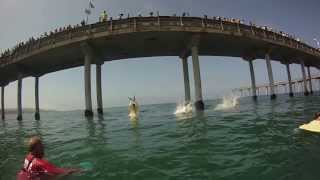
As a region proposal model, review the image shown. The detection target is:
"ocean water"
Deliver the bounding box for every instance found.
[1,94,320,180]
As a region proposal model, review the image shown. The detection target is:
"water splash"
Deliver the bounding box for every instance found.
[214,95,239,111]
[128,100,139,120]
[174,102,193,115]
[293,128,301,134]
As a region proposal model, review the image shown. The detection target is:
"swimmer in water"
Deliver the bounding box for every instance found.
[17,136,81,180]
[299,112,320,133]
[313,112,320,121]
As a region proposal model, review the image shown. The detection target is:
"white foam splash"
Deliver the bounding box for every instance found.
[174,102,193,115]
[128,100,139,120]
[214,95,239,111]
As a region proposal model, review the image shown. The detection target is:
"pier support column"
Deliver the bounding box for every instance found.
[265,54,276,99]
[191,46,204,110]
[84,54,93,117]
[248,59,257,100]
[285,63,294,97]
[34,77,40,120]
[307,66,313,94]
[300,60,309,96]
[181,57,191,104]
[17,76,23,120]
[96,63,103,114]
[1,86,4,120]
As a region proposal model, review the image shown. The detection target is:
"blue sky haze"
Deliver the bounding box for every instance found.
[0,0,319,110]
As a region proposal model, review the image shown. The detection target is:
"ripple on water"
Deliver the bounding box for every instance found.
[2,95,320,179]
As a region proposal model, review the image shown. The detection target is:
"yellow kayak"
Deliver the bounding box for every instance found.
[299,120,320,133]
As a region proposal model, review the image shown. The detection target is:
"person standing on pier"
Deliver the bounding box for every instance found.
[100,10,107,22]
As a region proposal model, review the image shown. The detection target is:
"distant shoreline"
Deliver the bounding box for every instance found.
[2,98,225,113]
[4,108,57,114]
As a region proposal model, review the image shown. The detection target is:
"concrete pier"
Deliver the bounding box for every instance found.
[1,16,320,119]
[285,63,294,97]
[307,66,313,94]
[84,54,93,117]
[265,54,276,99]
[300,60,309,96]
[248,59,257,100]
[96,64,103,114]
[17,77,23,120]
[181,57,191,104]
[191,46,204,110]
[1,86,4,120]
[34,77,40,120]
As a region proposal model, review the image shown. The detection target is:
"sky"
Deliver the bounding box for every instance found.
[0,0,319,110]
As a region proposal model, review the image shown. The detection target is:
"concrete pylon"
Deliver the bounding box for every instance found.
[285,63,294,97]
[307,66,313,94]
[191,46,204,110]
[84,54,93,117]
[265,53,276,99]
[81,42,96,117]
[96,63,103,114]
[181,56,191,104]
[247,58,257,100]
[1,86,4,120]
[300,60,309,96]
[34,77,40,120]
[17,76,23,120]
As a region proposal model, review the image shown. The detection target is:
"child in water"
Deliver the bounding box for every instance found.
[17,136,81,180]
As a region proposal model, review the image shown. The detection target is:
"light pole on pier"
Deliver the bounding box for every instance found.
[84,0,95,24]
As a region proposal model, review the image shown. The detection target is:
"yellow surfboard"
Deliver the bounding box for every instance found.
[299,120,320,133]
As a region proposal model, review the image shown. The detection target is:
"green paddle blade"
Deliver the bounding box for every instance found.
[79,162,93,171]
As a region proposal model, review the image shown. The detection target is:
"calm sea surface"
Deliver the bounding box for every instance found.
[1,94,320,180]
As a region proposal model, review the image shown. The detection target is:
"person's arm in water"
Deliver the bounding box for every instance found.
[37,158,81,175]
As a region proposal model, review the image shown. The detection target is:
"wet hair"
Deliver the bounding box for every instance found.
[313,112,320,120]
[28,136,42,152]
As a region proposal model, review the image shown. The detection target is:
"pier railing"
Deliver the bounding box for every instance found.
[1,16,320,66]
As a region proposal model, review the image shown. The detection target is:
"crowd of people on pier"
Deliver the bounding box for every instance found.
[0,23,88,60]
[0,12,318,60]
